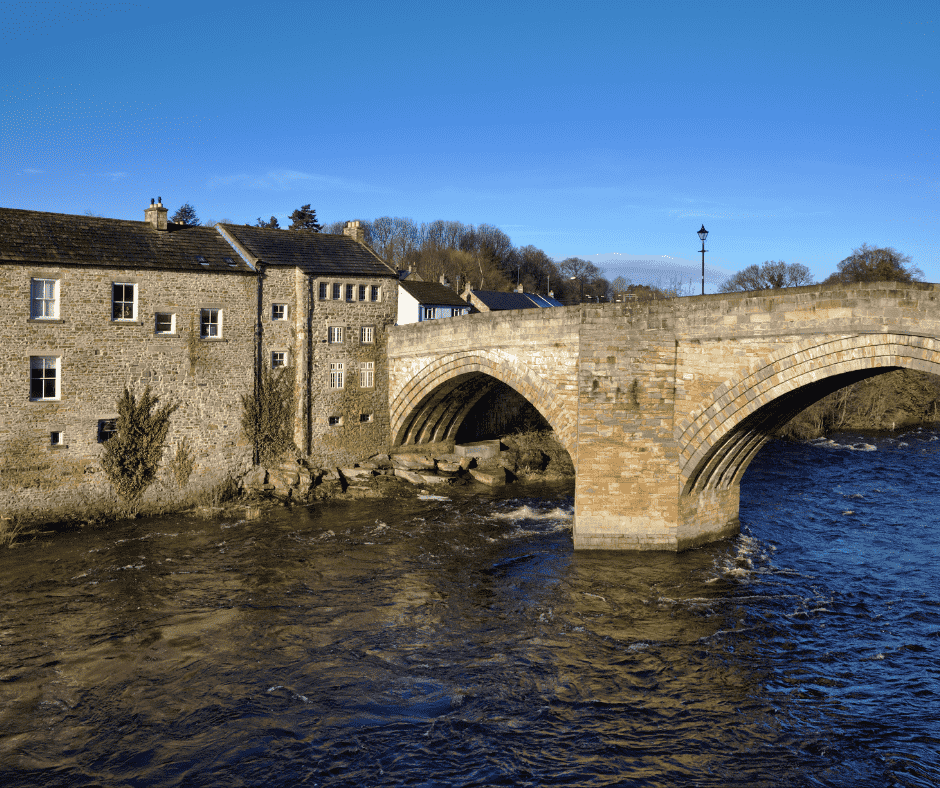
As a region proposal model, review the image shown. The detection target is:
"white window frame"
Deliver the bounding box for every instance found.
[154,312,176,335]
[111,282,137,321]
[30,278,59,319]
[358,284,367,301]
[329,362,344,389]
[271,350,287,369]
[360,325,375,344]
[200,308,221,338]
[29,356,60,401]
[360,361,374,388]
[328,326,343,344]
[370,285,380,302]
[271,303,288,321]
[332,283,341,300]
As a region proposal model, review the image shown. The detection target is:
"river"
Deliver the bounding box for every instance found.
[0,431,938,787]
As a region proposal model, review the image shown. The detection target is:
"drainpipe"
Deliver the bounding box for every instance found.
[254,262,266,467]
[306,276,314,456]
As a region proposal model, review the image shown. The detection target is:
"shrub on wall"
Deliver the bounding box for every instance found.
[101,386,178,506]
[241,367,297,467]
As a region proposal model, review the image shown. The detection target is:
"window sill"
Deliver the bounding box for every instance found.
[28,318,65,324]
[111,320,142,326]
[200,336,227,342]
[153,332,179,338]
[29,398,61,403]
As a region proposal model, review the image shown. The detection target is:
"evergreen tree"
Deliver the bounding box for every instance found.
[171,203,200,226]
[823,244,922,284]
[256,216,280,229]
[288,204,322,232]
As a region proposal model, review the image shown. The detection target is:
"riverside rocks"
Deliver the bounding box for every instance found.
[237,439,568,504]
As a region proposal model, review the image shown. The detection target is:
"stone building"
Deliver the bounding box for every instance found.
[396,277,470,324]
[217,219,399,466]
[0,204,398,522]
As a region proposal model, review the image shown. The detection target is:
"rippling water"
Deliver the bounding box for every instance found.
[1,431,938,787]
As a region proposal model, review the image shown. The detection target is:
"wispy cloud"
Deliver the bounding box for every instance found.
[100,171,128,181]
[23,167,45,174]
[207,169,393,194]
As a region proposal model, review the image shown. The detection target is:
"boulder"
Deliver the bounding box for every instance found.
[454,440,501,461]
[339,467,375,480]
[437,453,473,471]
[392,454,436,471]
[436,460,463,475]
[394,469,427,485]
[420,473,453,485]
[469,467,506,486]
[242,467,267,490]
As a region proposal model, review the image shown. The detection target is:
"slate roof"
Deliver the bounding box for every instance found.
[218,224,397,278]
[399,278,468,307]
[471,290,562,310]
[0,207,255,273]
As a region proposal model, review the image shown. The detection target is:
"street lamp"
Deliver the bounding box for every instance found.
[569,275,584,304]
[697,225,708,296]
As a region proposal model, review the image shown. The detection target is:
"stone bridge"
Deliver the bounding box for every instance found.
[387,282,940,551]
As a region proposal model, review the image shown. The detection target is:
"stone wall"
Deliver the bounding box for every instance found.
[0,263,257,521]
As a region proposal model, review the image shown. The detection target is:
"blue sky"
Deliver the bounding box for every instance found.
[2,0,936,289]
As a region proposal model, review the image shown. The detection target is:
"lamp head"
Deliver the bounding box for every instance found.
[698,225,708,242]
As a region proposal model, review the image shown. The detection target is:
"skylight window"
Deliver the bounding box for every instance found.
[196,255,208,266]
[223,257,237,267]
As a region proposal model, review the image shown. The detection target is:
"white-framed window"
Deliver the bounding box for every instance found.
[359,413,373,423]
[271,351,287,368]
[29,356,59,400]
[112,283,137,321]
[272,304,288,321]
[329,362,344,389]
[328,415,342,426]
[154,312,176,334]
[358,284,367,301]
[318,282,328,300]
[345,284,354,301]
[360,361,374,388]
[370,285,380,302]
[360,325,374,344]
[200,308,221,338]
[30,278,58,319]
[50,431,64,446]
[332,283,341,300]
[328,326,343,343]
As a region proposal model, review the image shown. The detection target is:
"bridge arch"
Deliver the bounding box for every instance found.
[390,350,577,461]
[678,333,940,496]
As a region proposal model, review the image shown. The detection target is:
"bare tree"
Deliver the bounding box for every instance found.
[718,261,814,292]
[822,244,922,284]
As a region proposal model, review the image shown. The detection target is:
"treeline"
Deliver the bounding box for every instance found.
[322,216,611,303]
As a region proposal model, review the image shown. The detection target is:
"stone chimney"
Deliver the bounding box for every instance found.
[145,197,168,231]
[440,274,450,288]
[516,283,524,293]
[343,220,365,243]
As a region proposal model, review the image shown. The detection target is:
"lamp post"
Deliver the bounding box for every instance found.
[697,224,708,296]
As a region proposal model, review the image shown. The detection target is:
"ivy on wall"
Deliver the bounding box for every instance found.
[240,367,297,467]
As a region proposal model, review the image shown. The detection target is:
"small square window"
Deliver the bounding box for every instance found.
[112,283,137,321]
[29,356,59,400]
[329,362,344,389]
[271,351,287,368]
[50,431,63,446]
[200,308,221,338]
[328,416,342,426]
[359,413,373,423]
[360,361,374,388]
[30,278,59,319]
[370,285,380,302]
[328,326,343,343]
[319,282,328,300]
[272,303,288,321]
[345,284,355,301]
[332,283,341,300]
[98,419,117,443]
[358,284,367,301]
[360,326,374,344]
[155,312,176,334]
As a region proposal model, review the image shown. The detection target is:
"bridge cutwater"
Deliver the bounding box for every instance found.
[388,282,940,551]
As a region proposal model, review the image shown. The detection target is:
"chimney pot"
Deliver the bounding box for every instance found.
[343,220,365,244]
[145,197,168,231]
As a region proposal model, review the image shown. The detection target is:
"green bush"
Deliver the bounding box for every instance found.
[101,386,178,505]
[241,367,297,467]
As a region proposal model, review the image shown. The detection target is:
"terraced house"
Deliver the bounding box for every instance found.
[0,203,398,522]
